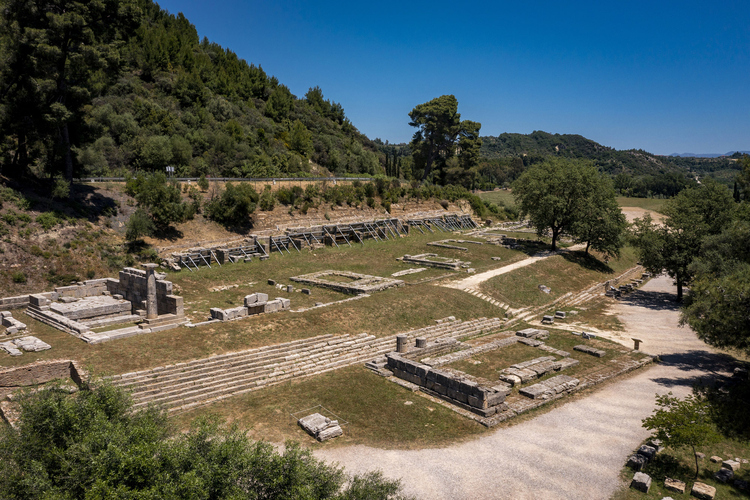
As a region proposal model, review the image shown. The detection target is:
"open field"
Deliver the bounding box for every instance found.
[479,247,638,308]
[476,190,516,207]
[172,365,489,450]
[616,196,667,213]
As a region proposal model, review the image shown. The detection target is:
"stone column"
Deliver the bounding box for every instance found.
[143,263,158,319]
[396,334,408,353]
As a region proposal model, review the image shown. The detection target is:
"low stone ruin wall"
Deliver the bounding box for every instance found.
[386,352,510,417]
[110,267,182,317]
[209,293,290,321]
[0,359,87,398]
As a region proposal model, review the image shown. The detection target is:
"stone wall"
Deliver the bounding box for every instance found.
[109,267,183,316]
[0,359,86,398]
[386,352,510,417]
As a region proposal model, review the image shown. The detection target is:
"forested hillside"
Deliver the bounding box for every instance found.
[477,131,744,195]
[0,0,382,182]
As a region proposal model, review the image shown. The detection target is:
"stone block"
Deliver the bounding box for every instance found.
[268,279,276,286]
[244,294,259,306]
[630,472,651,493]
[627,454,647,471]
[722,459,741,471]
[277,298,291,310]
[0,311,11,318]
[691,482,716,500]
[541,315,554,324]
[286,285,294,293]
[695,452,705,460]
[256,293,269,303]
[715,467,734,483]
[210,308,227,321]
[554,310,566,319]
[710,456,723,463]
[638,445,657,461]
[499,373,522,386]
[29,294,50,307]
[264,300,282,313]
[664,477,685,494]
[302,288,311,295]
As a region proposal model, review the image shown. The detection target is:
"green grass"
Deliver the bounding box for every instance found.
[171,365,489,449]
[480,247,638,308]
[616,196,667,213]
[612,438,750,499]
[477,190,516,207]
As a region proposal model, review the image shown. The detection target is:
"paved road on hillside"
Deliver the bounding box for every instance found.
[316,275,737,500]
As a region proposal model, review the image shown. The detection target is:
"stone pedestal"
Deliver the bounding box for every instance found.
[143,264,158,320]
[396,334,408,353]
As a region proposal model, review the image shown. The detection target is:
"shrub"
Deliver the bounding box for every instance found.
[2,211,17,226]
[382,200,392,213]
[18,213,31,224]
[204,183,259,226]
[52,177,70,200]
[36,212,61,231]
[440,199,450,210]
[258,187,276,211]
[11,271,26,283]
[86,269,96,280]
[366,197,375,208]
[125,208,155,242]
[198,174,210,191]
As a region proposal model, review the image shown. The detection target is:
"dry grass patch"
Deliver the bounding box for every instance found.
[171,365,488,450]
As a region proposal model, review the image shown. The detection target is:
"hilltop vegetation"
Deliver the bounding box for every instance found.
[476,131,744,194]
[0,0,382,183]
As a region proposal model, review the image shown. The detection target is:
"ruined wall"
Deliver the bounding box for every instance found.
[0,359,86,397]
[386,353,509,417]
[108,268,183,317]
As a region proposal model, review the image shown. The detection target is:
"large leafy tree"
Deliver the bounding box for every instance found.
[0,383,410,499]
[408,95,480,182]
[630,178,735,300]
[571,175,628,257]
[511,158,607,250]
[680,201,750,354]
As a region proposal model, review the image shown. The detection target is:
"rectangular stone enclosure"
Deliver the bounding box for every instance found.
[290,270,404,294]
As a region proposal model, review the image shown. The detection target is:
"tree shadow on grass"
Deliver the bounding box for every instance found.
[560,250,614,273]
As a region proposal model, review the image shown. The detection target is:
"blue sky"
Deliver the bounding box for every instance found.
[156,0,749,155]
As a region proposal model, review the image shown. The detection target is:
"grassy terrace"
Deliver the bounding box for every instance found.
[170,328,650,448]
[449,329,647,397]
[480,247,639,308]
[0,231,523,375]
[172,365,490,449]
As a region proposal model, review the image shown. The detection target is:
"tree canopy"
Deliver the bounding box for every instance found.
[0,382,411,499]
[630,179,735,300]
[0,0,382,182]
[408,95,481,184]
[642,392,720,479]
[511,158,624,252]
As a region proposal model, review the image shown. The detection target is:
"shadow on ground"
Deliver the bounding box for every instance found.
[618,289,681,311]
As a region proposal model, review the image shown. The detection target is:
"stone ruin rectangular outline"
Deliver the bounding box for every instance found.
[289,270,404,294]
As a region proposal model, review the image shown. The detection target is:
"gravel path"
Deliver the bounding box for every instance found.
[316,275,736,499]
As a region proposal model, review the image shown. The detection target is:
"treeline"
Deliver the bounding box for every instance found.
[0,0,382,182]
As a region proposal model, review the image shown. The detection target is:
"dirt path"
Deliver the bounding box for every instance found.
[445,244,586,290]
[316,275,736,499]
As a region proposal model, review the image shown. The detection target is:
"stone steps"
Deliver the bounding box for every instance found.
[24,307,91,337]
[108,317,506,413]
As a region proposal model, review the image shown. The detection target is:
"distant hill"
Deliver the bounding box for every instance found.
[480,131,743,179]
[669,151,750,158]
